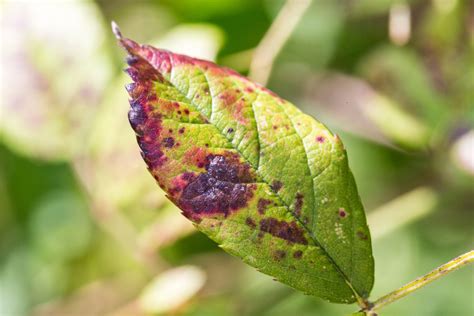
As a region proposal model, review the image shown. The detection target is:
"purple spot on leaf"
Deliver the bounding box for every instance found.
[246,217,256,228]
[163,137,175,148]
[316,135,325,143]
[270,181,283,192]
[257,199,271,215]
[178,154,256,222]
[293,250,303,259]
[294,193,304,216]
[259,218,308,245]
[273,250,286,260]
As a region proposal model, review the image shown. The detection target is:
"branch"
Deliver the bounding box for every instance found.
[366,250,474,313]
[249,0,311,85]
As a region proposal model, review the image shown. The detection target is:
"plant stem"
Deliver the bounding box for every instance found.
[249,0,311,85]
[367,250,474,313]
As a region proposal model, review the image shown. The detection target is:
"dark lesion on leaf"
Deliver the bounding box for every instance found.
[245,217,257,228]
[338,208,347,218]
[259,218,308,245]
[257,198,271,215]
[356,230,368,240]
[273,250,287,260]
[162,137,175,148]
[294,193,304,216]
[293,250,303,259]
[218,90,238,106]
[270,180,283,192]
[126,56,169,171]
[174,153,257,222]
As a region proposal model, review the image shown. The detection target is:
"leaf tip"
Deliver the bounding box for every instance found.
[111,21,123,40]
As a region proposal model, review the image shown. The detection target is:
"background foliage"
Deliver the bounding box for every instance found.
[0,0,472,315]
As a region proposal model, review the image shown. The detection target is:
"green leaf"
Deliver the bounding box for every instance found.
[115,26,374,304]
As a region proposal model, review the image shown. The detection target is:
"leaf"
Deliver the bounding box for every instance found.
[114,24,374,304]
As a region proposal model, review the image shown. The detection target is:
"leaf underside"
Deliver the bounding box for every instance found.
[118,34,374,303]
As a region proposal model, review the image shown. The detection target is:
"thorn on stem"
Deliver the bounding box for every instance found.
[111,21,123,40]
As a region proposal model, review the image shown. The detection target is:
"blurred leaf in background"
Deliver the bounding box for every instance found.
[0,0,113,160]
[0,0,472,315]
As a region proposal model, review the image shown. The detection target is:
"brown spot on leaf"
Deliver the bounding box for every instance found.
[259,218,308,245]
[163,137,175,148]
[184,147,208,168]
[178,127,185,134]
[294,193,304,216]
[218,90,237,106]
[257,199,271,215]
[169,172,195,197]
[293,250,303,259]
[356,230,368,240]
[316,135,325,143]
[178,154,256,222]
[218,91,247,123]
[338,208,347,218]
[270,180,283,192]
[273,250,286,260]
[234,99,248,124]
[246,217,256,228]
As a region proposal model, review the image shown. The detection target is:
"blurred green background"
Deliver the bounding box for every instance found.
[0,0,473,315]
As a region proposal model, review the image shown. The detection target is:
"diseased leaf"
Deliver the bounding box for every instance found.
[114,24,374,304]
